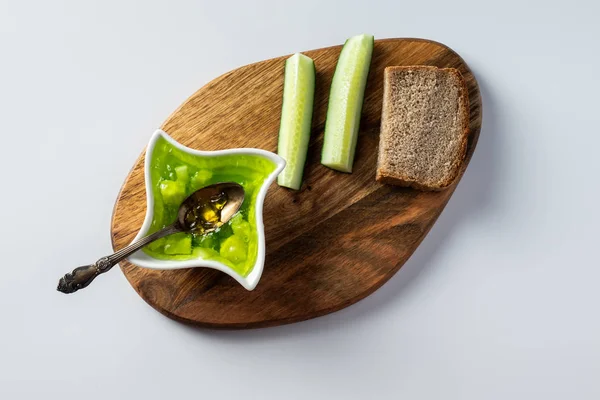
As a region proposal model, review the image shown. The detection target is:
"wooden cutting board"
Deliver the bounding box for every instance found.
[111,38,482,329]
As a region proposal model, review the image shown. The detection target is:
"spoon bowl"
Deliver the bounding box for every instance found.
[178,182,245,233]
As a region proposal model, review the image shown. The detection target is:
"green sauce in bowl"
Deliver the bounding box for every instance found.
[143,136,277,277]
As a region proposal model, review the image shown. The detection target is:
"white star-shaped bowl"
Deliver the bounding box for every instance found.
[127,129,285,290]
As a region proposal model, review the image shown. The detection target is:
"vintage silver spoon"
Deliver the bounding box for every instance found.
[57,182,245,294]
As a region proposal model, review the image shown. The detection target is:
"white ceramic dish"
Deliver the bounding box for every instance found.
[127,129,285,290]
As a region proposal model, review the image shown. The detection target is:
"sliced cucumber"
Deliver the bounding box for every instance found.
[175,165,189,183]
[163,233,192,255]
[321,34,374,173]
[220,235,248,264]
[159,180,186,205]
[277,53,316,190]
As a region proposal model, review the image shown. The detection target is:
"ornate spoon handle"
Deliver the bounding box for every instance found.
[57,223,181,294]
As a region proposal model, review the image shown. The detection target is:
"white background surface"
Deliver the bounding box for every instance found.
[1,0,599,399]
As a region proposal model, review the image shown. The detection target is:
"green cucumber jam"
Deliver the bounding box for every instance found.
[143,137,277,277]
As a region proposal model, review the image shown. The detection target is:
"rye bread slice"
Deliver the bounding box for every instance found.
[376,66,470,190]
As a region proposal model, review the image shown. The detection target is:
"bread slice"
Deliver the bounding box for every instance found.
[376,66,470,190]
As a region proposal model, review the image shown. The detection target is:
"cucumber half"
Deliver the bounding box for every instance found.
[321,34,374,173]
[277,53,316,190]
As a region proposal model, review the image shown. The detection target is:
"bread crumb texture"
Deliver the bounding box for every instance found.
[377,66,469,190]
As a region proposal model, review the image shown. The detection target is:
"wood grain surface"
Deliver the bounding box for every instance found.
[111,38,482,329]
